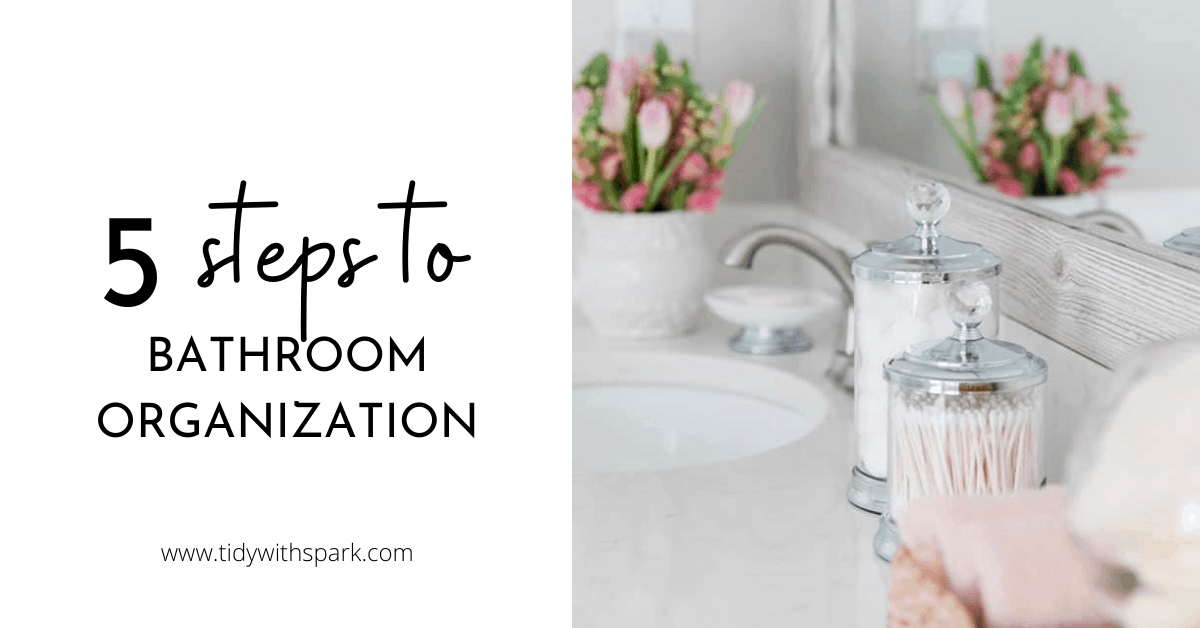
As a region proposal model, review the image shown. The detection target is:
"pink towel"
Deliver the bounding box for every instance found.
[893,485,1114,628]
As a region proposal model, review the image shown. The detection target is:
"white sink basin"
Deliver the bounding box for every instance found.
[573,352,828,472]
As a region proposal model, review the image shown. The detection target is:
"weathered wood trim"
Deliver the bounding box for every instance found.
[798,0,834,187]
[804,147,1200,368]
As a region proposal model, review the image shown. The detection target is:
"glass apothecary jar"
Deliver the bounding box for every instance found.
[873,282,1047,561]
[848,181,1002,514]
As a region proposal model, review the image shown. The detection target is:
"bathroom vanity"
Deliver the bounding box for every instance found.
[574,277,888,628]
[573,147,1200,628]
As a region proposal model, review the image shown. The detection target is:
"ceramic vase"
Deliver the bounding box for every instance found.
[575,205,712,338]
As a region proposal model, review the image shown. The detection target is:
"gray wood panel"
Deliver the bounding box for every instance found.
[804,147,1200,369]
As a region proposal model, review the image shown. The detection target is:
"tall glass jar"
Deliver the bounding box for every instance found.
[873,282,1047,561]
[847,181,1001,514]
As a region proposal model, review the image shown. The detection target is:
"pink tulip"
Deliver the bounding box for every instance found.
[723,81,755,126]
[573,182,604,211]
[661,92,681,114]
[1088,164,1128,191]
[710,96,723,128]
[678,153,708,181]
[673,125,699,148]
[572,88,593,136]
[1057,168,1082,194]
[972,89,995,137]
[637,98,671,150]
[1002,52,1022,86]
[620,182,648,213]
[993,177,1024,198]
[983,135,1005,158]
[687,187,723,213]
[1101,165,1127,179]
[1027,84,1050,111]
[573,156,595,179]
[1018,141,1041,173]
[610,55,641,94]
[1068,77,1106,118]
[985,157,1013,181]
[699,168,725,188]
[599,151,622,180]
[1078,138,1107,166]
[1086,82,1109,117]
[599,85,628,133]
[1068,76,1087,111]
[711,143,733,164]
[1043,91,1074,137]
[937,80,965,119]
[1046,51,1069,87]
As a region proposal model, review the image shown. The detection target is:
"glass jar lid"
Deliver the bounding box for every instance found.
[884,283,1046,394]
[852,180,1002,284]
[1164,227,1200,257]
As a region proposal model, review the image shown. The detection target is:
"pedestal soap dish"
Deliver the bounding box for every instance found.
[704,285,840,355]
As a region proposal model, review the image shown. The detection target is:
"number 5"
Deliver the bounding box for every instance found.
[105,218,158,307]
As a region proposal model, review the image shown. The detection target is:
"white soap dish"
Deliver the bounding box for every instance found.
[704,285,840,355]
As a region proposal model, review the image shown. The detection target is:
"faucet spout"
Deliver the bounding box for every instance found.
[719,224,856,393]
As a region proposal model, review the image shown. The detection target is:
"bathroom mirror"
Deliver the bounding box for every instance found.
[848,0,1200,260]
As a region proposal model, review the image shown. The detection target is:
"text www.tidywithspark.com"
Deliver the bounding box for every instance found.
[160,543,412,567]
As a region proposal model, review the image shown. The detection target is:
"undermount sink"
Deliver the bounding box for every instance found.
[573,351,828,472]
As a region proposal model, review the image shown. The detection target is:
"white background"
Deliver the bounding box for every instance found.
[0,1,571,625]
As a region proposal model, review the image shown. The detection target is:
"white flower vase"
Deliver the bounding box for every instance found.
[1030,191,1105,215]
[575,205,713,339]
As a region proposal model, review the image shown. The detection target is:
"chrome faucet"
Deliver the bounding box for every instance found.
[719,224,856,392]
[1076,209,1144,239]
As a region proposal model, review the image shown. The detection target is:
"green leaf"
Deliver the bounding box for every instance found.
[1028,38,1043,61]
[669,183,691,209]
[729,98,767,158]
[1108,87,1129,121]
[600,179,620,210]
[1020,171,1034,196]
[654,41,671,68]
[928,95,986,182]
[680,60,691,78]
[578,90,604,149]
[1068,50,1086,76]
[1034,129,1051,161]
[964,101,978,148]
[647,140,698,208]
[623,98,639,182]
[580,52,609,88]
[975,56,993,90]
[1035,130,1063,195]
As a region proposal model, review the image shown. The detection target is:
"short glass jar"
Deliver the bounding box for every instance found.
[848,181,1002,514]
[873,282,1047,561]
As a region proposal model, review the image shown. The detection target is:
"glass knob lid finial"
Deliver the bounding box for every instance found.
[906,180,951,227]
[948,281,991,340]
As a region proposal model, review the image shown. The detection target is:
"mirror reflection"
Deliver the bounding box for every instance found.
[855,1,1200,254]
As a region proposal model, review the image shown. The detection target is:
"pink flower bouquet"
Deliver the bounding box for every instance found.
[572,42,765,213]
[931,38,1138,198]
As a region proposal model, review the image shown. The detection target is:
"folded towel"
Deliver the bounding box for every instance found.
[889,485,1114,628]
[888,543,976,628]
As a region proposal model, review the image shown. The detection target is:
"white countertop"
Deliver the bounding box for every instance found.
[573,303,890,627]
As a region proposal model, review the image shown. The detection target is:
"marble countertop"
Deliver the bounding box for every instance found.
[573,302,891,627]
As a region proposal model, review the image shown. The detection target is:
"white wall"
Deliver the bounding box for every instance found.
[572,0,802,202]
[855,0,1200,190]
